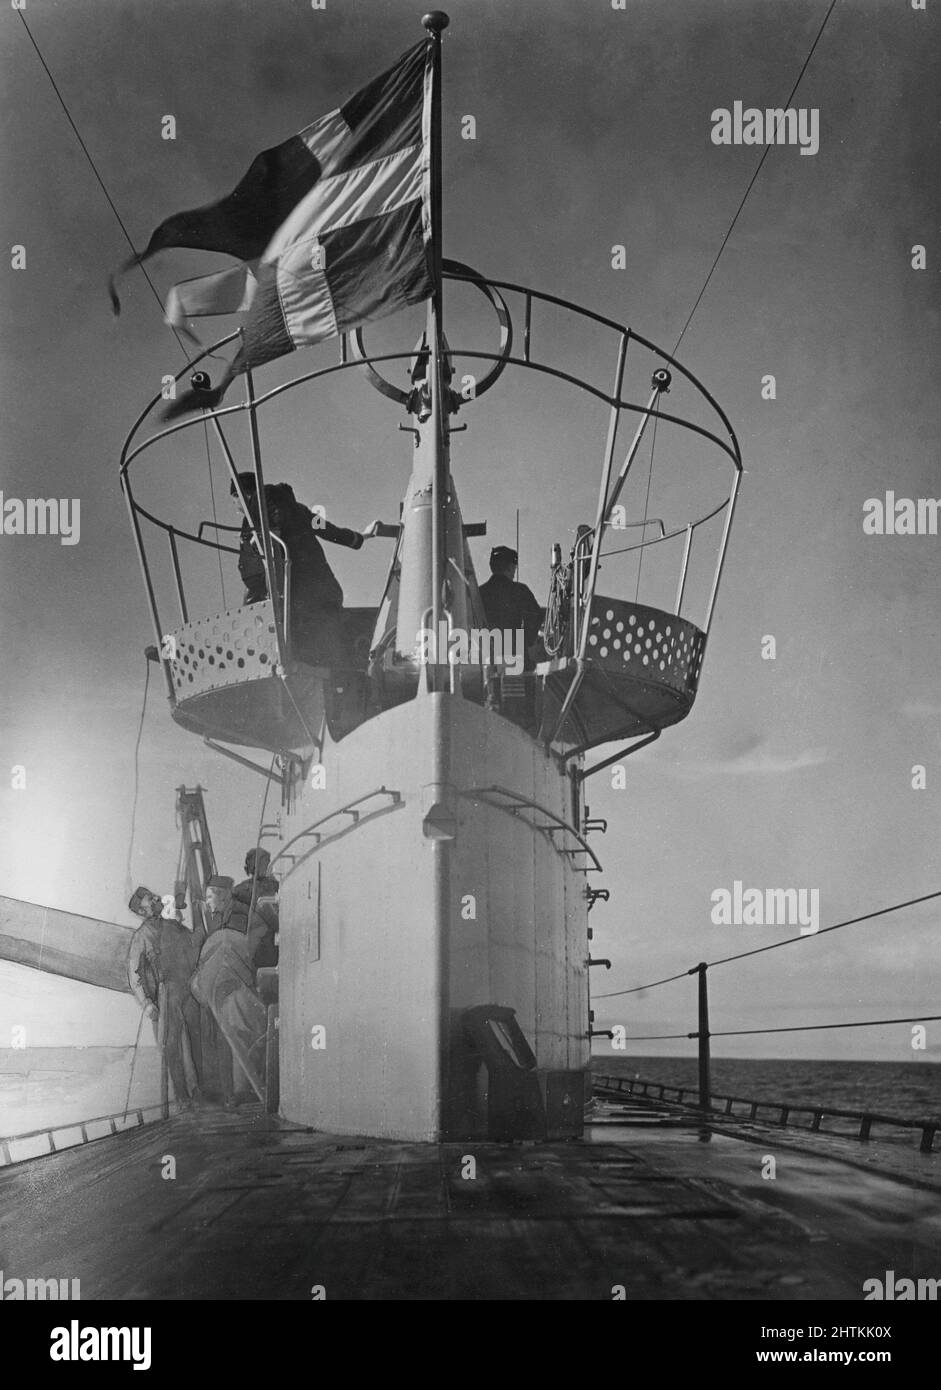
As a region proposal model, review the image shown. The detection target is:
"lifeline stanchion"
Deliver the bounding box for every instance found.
[692,962,710,1111]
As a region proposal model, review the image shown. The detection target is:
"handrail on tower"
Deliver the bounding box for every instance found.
[118,264,741,761]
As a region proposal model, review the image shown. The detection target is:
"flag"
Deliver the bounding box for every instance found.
[163,265,258,345]
[112,39,434,415]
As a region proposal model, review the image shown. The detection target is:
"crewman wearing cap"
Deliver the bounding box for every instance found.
[232,848,280,970]
[126,885,204,1108]
[205,873,267,949]
[478,546,543,671]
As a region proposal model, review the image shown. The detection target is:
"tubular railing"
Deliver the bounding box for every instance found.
[461,785,604,874]
[551,513,722,666]
[590,886,941,1142]
[194,521,293,661]
[0,1100,179,1168]
[119,269,741,712]
[268,787,404,881]
[593,1074,940,1155]
[441,269,742,653]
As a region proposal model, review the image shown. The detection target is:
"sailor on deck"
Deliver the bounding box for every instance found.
[126,885,204,1108]
[191,875,269,1108]
[478,546,543,670]
[232,847,279,970]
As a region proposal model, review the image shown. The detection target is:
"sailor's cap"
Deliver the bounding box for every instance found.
[128,885,159,913]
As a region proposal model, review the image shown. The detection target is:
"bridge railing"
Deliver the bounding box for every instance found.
[592,1073,940,1154]
[589,887,941,1152]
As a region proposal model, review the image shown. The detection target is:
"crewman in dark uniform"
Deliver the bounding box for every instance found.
[192,875,270,1108]
[232,847,280,970]
[229,477,364,666]
[126,886,204,1108]
[230,473,267,604]
[478,546,543,671]
[265,483,364,664]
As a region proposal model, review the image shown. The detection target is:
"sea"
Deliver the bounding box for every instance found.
[0,1046,163,1161]
[592,1054,941,1129]
[1,1049,938,1160]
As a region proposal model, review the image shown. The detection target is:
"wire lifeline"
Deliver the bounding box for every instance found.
[596,969,691,1000]
[602,1033,691,1042]
[595,886,941,999]
[707,1014,941,1039]
[606,1014,941,1041]
[671,0,840,355]
[708,887,941,971]
[123,657,152,900]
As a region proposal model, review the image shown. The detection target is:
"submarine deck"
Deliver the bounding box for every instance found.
[3,1095,938,1301]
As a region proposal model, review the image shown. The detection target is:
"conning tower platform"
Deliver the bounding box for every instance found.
[119,264,741,1141]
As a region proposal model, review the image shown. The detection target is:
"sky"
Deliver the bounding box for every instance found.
[0,0,939,1061]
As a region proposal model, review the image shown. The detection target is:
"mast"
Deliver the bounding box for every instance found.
[424,10,449,685]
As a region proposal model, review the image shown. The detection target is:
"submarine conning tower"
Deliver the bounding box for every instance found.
[120,256,741,1141]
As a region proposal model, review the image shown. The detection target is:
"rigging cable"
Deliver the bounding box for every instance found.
[671,0,839,355]
[595,886,941,999]
[18,9,232,604]
[709,1014,941,1039]
[123,656,152,901]
[610,1014,941,1042]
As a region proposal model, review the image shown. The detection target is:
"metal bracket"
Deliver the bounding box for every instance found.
[203,739,287,787]
[575,726,661,779]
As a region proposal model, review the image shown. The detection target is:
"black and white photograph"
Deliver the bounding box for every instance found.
[0,0,938,1340]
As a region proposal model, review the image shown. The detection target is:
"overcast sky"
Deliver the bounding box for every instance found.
[0,0,938,1060]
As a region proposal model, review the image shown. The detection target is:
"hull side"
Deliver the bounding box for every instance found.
[278,692,590,1141]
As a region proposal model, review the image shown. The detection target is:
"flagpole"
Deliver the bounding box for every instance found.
[423,10,449,680]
